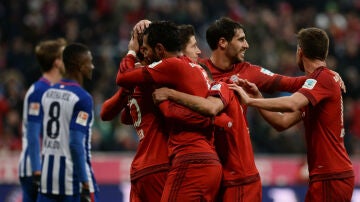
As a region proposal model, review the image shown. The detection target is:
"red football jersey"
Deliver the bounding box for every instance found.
[128,86,170,180]
[298,67,353,179]
[197,59,307,183]
[117,55,217,159]
[199,59,306,93]
[114,54,170,180]
[209,81,259,185]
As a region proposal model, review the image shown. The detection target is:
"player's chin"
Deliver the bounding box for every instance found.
[237,53,245,62]
[237,56,245,63]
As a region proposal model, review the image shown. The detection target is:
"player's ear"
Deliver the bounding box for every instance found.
[155,43,165,57]
[297,46,303,57]
[218,37,227,49]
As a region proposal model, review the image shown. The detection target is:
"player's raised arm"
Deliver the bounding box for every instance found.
[100,87,131,121]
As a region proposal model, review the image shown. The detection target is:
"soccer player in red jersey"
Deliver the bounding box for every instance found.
[153,18,347,202]
[116,21,223,201]
[192,17,307,202]
[232,27,354,202]
[178,24,202,62]
[101,20,224,201]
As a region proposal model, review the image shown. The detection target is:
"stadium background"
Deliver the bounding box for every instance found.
[0,0,360,201]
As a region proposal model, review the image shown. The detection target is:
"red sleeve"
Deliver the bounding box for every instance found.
[116,54,136,84]
[100,88,130,121]
[119,54,137,73]
[208,81,231,108]
[274,75,307,93]
[116,54,149,88]
[116,67,152,88]
[116,58,183,88]
[158,101,212,129]
[298,71,334,106]
[239,63,306,93]
[145,59,184,85]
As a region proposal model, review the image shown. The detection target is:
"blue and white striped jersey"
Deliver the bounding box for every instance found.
[19,77,51,178]
[39,79,97,195]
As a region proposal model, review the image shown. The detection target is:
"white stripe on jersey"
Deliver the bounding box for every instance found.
[40,155,49,193]
[40,86,95,195]
[52,155,61,194]
[18,85,34,177]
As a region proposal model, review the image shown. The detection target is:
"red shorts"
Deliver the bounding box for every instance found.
[130,171,168,202]
[161,159,222,202]
[219,179,262,202]
[305,177,354,202]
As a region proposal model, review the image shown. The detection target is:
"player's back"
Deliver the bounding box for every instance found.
[147,57,216,158]
[129,86,170,180]
[299,67,353,178]
[40,79,95,195]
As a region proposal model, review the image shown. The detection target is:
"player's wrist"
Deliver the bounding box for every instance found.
[127,50,137,57]
[82,182,90,190]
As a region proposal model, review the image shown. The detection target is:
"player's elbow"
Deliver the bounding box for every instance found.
[204,100,224,116]
[115,75,122,86]
[267,115,292,132]
[100,110,112,121]
[207,106,221,116]
[282,101,300,112]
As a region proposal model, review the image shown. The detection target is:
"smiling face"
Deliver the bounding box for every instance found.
[225,28,249,64]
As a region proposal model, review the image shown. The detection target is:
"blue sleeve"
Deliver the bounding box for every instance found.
[70,93,93,133]
[69,129,88,182]
[27,121,41,172]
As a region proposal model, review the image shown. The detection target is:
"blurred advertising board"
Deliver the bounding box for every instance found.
[1,152,360,201]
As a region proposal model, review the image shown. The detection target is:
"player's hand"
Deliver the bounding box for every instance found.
[152,87,172,104]
[228,83,251,105]
[81,188,91,202]
[238,79,262,98]
[32,173,41,194]
[133,19,151,34]
[32,174,40,185]
[128,31,140,53]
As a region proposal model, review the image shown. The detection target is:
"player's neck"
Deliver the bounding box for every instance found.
[65,73,83,86]
[303,58,326,75]
[163,51,181,59]
[210,52,233,71]
[43,71,62,85]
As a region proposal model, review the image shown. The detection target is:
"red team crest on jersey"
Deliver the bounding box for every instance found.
[76,111,89,126]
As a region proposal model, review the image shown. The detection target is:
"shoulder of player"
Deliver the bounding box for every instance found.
[234,61,262,70]
[302,67,340,92]
[26,81,52,98]
[163,56,189,64]
[310,67,337,84]
[153,57,195,69]
[44,85,92,102]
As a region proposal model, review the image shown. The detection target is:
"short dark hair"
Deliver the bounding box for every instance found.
[62,43,90,72]
[137,32,145,61]
[178,24,196,51]
[35,38,66,73]
[144,21,181,52]
[206,17,244,50]
[297,27,329,60]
